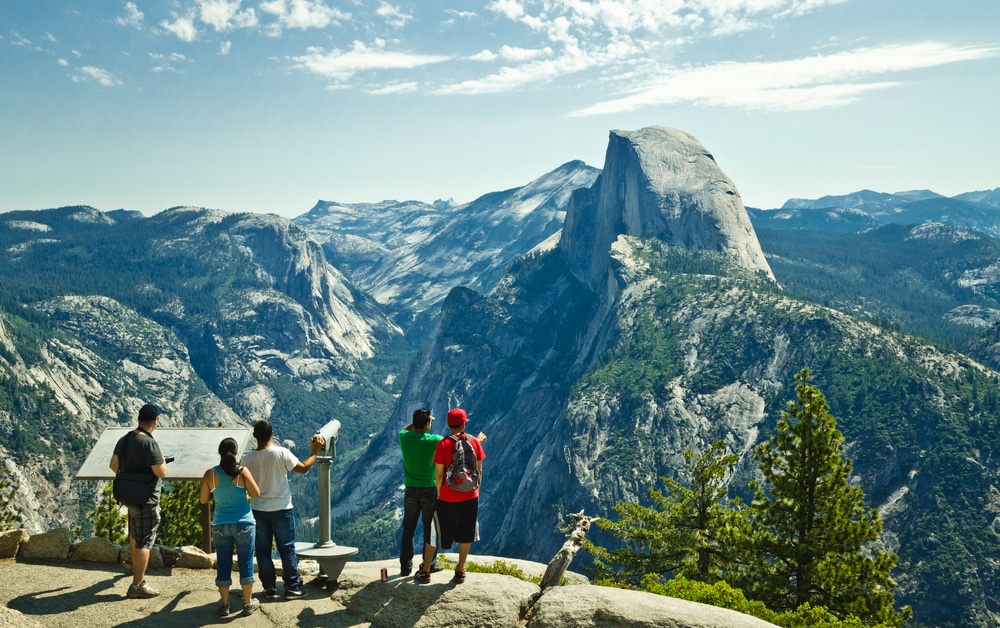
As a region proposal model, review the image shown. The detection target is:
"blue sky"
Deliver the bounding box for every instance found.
[1,0,998,218]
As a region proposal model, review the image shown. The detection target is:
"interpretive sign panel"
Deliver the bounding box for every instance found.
[76,427,254,481]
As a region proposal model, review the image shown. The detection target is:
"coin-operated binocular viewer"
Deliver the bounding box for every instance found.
[296,420,358,586]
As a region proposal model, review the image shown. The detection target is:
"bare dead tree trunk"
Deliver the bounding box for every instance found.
[539,510,598,591]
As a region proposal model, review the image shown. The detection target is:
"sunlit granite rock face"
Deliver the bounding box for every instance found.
[560,126,774,291]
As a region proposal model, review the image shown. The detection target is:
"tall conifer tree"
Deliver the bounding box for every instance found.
[745,368,909,626]
[586,441,747,584]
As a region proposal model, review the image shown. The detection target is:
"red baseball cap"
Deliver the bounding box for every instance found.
[446,408,468,427]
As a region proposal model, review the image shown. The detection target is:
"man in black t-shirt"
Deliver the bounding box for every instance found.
[110,403,168,599]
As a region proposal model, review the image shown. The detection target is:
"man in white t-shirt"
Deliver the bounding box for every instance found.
[242,420,324,600]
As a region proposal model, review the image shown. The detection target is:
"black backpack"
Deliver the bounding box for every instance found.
[445,433,479,492]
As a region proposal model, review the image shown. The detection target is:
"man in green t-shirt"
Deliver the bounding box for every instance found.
[398,407,443,576]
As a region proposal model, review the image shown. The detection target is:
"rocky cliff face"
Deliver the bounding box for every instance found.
[561,127,773,292]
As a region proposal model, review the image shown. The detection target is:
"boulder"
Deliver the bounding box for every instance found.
[118,544,163,569]
[0,529,28,559]
[526,584,780,628]
[332,561,539,628]
[18,528,71,560]
[174,545,214,569]
[70,537,120,564]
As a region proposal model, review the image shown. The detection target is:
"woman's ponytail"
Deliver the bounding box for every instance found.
[218,437,243,478]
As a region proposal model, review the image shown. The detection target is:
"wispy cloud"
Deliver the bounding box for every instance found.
[457,0,856,96]
[115,2,144,29]
[376,2,412,28]
[366,81,419,95]
[437,39,633,95]
[149,52,190,73]
[72,65,122,87]
[290,40,449,84]
[570,42,1000,115]
[10,31,31,46]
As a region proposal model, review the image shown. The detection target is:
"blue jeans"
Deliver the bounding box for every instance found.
[213,521,255,587]
[252,508,300,592]
[400,486,436,568]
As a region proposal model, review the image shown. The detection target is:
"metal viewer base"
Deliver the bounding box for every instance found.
[296,542,358,584]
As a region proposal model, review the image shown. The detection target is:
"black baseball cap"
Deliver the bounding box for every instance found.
[138,404,161,422]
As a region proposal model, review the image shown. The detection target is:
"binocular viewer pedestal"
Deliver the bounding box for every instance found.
[298,448,358,587]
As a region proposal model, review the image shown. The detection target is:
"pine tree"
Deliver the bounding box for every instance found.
[157,480,203,547]
[0,476,22,530]
[743,368,910,626]
[88,482,127,545]
[585,440,748,585]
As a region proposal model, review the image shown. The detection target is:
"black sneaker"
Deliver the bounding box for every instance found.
[414,569,431,584]
[452,570,466,584]
[262,589,279,600]
[400,561,412,576]
[284,588,308,600]
[420,562,443,574]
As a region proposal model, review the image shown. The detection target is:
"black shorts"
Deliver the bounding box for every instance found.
[431,498,478,548]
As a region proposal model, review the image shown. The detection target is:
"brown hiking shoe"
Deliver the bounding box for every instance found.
[126,581,160,599]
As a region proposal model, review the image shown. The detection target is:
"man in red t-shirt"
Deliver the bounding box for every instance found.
[414,408,485,584]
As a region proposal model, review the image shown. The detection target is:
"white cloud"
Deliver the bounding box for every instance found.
[445,9,477,20]
[469,45,550,63]
[259,0,349,34]
[366,81,419,95]
[221,40,233,55]
[73,66,122,87]
[197,0,259,31]
[377,2,413,28]
[470,49,498,62]
[149,52,190,73]
[115,2,144,29]
[11,31,31,46]
[434,43,608,95]
[290,40,449,83]
[44,32,57,43]
[57,58,69,66]
[161,12,199,42]
[486,0,524,21]
[570,42,1000,116]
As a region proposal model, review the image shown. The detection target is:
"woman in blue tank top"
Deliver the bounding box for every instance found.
[199,437,261,617]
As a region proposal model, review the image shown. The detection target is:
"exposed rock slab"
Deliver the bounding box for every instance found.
[527,584,780,627]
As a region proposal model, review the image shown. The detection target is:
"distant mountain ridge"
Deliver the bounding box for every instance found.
[295,160,600,314]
